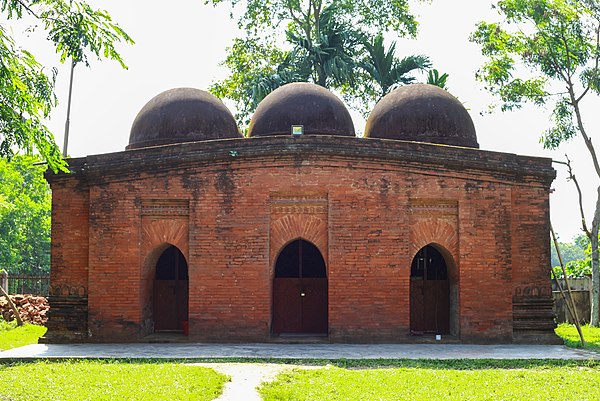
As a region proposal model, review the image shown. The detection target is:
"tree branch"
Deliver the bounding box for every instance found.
[312,0,320,39]
[287,3,305,28]
[555,155,591,237]
[537,30,570,84]
[567,83,600,180]
[559,21,575,80]
[14,0,41,19]
[576,21,600,104]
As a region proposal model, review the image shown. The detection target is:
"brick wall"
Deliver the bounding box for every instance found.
[45,174,89,341]
[45,136,557,343]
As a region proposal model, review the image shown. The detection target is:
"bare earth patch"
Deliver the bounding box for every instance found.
[195,363,317,401]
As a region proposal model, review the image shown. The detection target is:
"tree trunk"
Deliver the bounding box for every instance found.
[62,59,76,157]
[591,216,600,326]
[316,65,327,87]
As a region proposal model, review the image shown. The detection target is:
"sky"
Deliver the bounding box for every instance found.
[9,0,600,242]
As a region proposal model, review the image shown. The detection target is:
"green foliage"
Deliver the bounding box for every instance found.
[551,234,588,268]
[553,258,592,278]
[470,0,600,147]
[206,0,418,37]
[0,26,62,172]
[0,360,228,400]
[41,1,134,68]
[0,0,133,171]
[555,323,600,352]
[359,34,430,99]
[286,4,362,88]
[0,321,47,351]
[259,364,600,401]
[209,0,434,126]
[210,38,293,127]
[0,155,51,274]
[542,97,577,149]
[551,234,593,278]
[427,69,450,90]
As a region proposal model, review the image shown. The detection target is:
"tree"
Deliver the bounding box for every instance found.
[206,0,419,38]
[359,34,431,100]
[0,0,133,171]
[471,0,600,324]
[210,38,294,126]
[208,0,431,126]
[0,155,51,275]
[550,235,588,268]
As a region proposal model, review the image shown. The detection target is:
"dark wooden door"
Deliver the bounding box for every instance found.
[154,280,179,331]
[273,278,302,333]
[154,246,188,332]
[272,240,328,335]
[410,246,450,334]
[301,278,328,333]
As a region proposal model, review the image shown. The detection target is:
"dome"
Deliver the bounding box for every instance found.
[127,88,241,150]
[248,82,355,137]
[364,84,478,148]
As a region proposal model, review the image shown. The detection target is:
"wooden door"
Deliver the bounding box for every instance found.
[154,246,188,332]
[272,240,328,335]
[154,280,179,331]
[410,245,450,334]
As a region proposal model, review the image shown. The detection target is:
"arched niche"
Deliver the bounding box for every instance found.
[153,245,189,332]
[410,244,459,337]
[272,238,328,336]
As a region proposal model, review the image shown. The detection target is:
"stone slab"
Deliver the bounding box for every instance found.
[0,343,596,360]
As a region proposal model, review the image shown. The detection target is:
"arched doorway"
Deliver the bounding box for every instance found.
[272,239,328,336]
[410,245,450,334]
[154,245,189,332]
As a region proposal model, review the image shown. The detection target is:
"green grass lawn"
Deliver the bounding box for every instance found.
[0,360,228,401]
[0,320,47,351]
[259,364,600,401]
[555,323,600,351]
[1,321,599,401]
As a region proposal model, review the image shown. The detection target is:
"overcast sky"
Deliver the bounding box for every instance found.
[11,0,600,242]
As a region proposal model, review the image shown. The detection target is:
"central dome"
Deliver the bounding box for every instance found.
[248,82,355,137]
[127,88,241,150]
[364,84,478,148]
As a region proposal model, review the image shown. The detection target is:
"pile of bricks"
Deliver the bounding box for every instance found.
[0,295,49,325]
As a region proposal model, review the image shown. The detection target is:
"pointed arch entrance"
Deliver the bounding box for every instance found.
[272,239,328,336]
[154,245,189,332]
[410,244,450,334]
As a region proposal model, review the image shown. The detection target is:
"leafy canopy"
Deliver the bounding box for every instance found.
[206,0,419,37]
[472,0,600,324]
[0,155,51,274]
[0,0,133,171]
[208,0,433,127]
[470,0,600,149]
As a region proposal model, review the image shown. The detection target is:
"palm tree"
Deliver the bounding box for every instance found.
[427,69,450,90]
[286,4,361,88]
[361,34,431,99]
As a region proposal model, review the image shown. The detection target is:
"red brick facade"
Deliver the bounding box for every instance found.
[45,136,558,343]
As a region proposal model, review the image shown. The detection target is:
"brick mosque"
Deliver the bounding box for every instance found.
[44,82,559,343]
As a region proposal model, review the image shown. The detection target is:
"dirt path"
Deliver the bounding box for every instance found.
[196,363,309,401]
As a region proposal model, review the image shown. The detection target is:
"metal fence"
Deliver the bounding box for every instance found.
[0,272,50,296]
